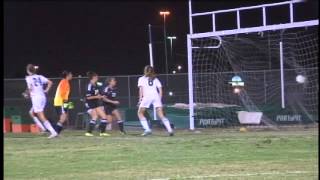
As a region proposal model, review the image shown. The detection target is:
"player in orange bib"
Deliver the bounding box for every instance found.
[53,71,73,134]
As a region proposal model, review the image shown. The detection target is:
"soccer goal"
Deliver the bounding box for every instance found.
[187,0,319,130]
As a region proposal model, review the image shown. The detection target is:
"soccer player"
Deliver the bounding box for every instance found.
[137,65,174,136]
[84,71,111,137]
[53,71,73,134]
[22,89,47,133]
[25,64,58,138]
[101,77,126,134]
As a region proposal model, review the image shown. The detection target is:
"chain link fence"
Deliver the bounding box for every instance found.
[4,69,318,129]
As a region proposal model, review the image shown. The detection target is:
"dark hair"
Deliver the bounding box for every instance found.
[62,70,72,78]
[105,77,116,84]
[26,64,37,74]
[144,65,156,80]
[87,71,98,80]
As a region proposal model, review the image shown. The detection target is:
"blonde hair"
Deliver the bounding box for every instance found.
[143,65,156,80]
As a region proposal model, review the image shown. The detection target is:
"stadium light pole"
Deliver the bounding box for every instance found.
[160,11,170,86]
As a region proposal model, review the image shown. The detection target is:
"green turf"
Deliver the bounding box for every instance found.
[4,128,318,180]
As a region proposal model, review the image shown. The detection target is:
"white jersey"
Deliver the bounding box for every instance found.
[138,76,162,98]
[25,74,49,97]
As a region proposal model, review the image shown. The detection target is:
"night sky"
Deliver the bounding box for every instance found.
[4,0,318,78]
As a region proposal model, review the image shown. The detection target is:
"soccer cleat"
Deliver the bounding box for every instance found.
[141,130,152,136]
[85,132,94,137]
[48,133,58,139]
[120,131,127,135]
[169,132,174,136]
[100,133,110,137]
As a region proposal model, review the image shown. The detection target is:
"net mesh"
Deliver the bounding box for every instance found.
[191,27,318,127]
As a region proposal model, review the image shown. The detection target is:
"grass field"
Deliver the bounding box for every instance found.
[4,127,318,180]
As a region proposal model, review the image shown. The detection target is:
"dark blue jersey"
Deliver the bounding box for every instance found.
[102,86,117,106]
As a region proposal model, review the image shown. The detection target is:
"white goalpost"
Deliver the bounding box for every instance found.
[187,0,319,130]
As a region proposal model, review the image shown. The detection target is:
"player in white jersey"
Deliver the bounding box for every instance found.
[137,65,174,136]
[25,64,58,138]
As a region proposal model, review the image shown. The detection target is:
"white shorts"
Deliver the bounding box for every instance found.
[139,96,162,108]
[30,96,47,113]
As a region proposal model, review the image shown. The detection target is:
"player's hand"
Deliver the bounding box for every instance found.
[97,94,103,99]
[113,101,120,105]
[22,90,30,99]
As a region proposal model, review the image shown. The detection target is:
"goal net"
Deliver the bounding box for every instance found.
[190,26,318,128]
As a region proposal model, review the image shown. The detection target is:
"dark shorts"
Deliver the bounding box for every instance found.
[85,100,103,111]
[55,106,68,115]
[104,104,117,115]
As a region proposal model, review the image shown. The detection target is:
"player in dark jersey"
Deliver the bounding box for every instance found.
[84,71,111,137]
[101,77,126,134]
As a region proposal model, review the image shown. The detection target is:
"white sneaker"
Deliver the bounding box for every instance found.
[48,133,58,139]
[141,130,152,136]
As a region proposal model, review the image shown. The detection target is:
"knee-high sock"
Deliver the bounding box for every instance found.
[55,122,63,134]
[87,120,96,133]
[32,117,46,131]
[117,120,124,132]
[99,119,108,133]
[43,120,57,135]
[139,118,150,131]
[161,117,173,133]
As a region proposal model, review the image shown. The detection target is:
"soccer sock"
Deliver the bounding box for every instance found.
[43,120,57,135]
[99,119,108,133]
[117,120,124,132]
[87,120,96,133]
[139,118,151,131]
[32,117,46,132]
[161,117,173,133]
[55,122,63,134]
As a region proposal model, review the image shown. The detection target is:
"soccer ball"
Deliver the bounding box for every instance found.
[296,75,306,84]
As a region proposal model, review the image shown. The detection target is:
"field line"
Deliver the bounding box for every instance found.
[151,170,315,180]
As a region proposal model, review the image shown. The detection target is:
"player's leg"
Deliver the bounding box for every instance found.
[155,99,174,136]
[29,108,46,132]
[86,108,98,136]
[112,109,126,134]
[103,106,113,131]
[33,96,58,138]
[138,99,152,136]
[54,106,68,134]
[96,106,111,136]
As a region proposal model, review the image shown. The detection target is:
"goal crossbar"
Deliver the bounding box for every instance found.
[189,20,319,39]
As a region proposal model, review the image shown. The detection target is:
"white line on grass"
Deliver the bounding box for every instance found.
[151,171,315,180]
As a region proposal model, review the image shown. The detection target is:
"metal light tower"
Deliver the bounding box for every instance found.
[160,11,170,85]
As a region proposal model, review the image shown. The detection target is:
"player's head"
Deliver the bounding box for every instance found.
[87,71,98,83]
[26,64,38,75]
[144,65,156,79]
[62,71,73,80]
[106,77,117,87]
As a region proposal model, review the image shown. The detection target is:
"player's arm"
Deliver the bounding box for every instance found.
[156,78,163,99]
[139,86,143,102]
[86,94,102,100]
[158,87,163,99]
[44,79,53,93]
[102,96,119,105]
[137,77,143,102]
[40,75,52,93]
